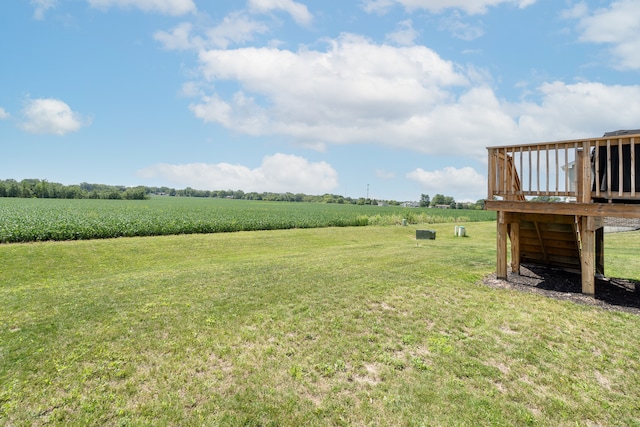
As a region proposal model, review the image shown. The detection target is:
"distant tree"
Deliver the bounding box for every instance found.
[244,192,261,200]
[7,181,19,197]
[430,194,446,207]
[322,194,335,203]
[420,194,430,207]
[123,186,148,200]
[63,185,85,199]
[21,181,33,198]
[34,179,49,198]
[106,191,122,200]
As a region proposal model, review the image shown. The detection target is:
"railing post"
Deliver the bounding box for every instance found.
[488,149,495,200]
[576,142,592,203]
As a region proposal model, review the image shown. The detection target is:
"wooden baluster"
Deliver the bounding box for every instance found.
[555,144,560,196]
[502,147,508,197]
[618,138,623,198]
[546,144,550,194]
[564,144,569,196]
[509,148,515,199]
[606,139,612,200]
[528,146,532,194]
[536,146,540,195]
[519,146,524,197]
[632,137,636,198]
[593,140,602,197]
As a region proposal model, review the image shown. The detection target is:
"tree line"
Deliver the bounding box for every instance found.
[0,179,485,208]
[0,179,148,200]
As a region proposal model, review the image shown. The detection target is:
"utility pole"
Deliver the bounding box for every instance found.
[366,184,369,204]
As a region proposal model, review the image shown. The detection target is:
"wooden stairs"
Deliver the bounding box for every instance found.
[512,213,604,275]
[517,214,580,271]
[498,152,605,276]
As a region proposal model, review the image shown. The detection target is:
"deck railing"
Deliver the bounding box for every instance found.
[488,134,640,203]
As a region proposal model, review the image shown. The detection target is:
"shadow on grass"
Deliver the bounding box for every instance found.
[484,264,640,315]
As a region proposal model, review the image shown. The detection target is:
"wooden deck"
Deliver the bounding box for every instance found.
[485,132,640,295]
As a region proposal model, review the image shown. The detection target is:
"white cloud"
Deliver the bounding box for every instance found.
[154,13,270,51]
[248,0,313,26]
[362,0,397,15]
[181,33,640,163]
[514,81,640,139]
[0,107,9,120]
[154,1,312,52]
[206,12,271,49]
[20,98,88,135]
[191,34,470,151]
[560,2,588,20]
[137,154,338,193]
[180,81,202,97]
[362,0,536,15]
[87,0,196,15]
[407,166,486,201]
[438,12,484,40]
[154,22,200,50]
[31,0,57,20]
[569,0,640,70]
[385,20,420,46]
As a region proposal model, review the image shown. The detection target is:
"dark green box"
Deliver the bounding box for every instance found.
[416,229,436,240]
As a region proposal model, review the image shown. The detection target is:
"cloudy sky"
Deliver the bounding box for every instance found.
[1,0,639,202]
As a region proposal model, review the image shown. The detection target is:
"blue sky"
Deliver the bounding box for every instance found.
[2,0,640,202]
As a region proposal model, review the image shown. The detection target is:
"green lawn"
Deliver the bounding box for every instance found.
[2,222,640,426]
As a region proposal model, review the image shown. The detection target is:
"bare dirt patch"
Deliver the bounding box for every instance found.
[482,264,640,315]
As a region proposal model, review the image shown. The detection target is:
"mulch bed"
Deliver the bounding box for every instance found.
[482,264,640,315]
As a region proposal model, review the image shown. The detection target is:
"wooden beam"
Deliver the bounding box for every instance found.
[502,212,577,224]
[486,132,640,150]
[485,200,640,218]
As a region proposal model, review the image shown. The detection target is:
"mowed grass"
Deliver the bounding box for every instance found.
[2,222,640,426]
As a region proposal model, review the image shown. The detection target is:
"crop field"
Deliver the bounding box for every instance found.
[0,197,494,243]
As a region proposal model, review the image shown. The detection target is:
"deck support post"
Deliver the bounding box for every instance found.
[497,211,508,279]
[579,216,596,295]
[509,222,520,275]
[596,226,604,276]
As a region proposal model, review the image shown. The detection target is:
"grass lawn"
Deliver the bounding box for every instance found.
[2,222,640,425]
